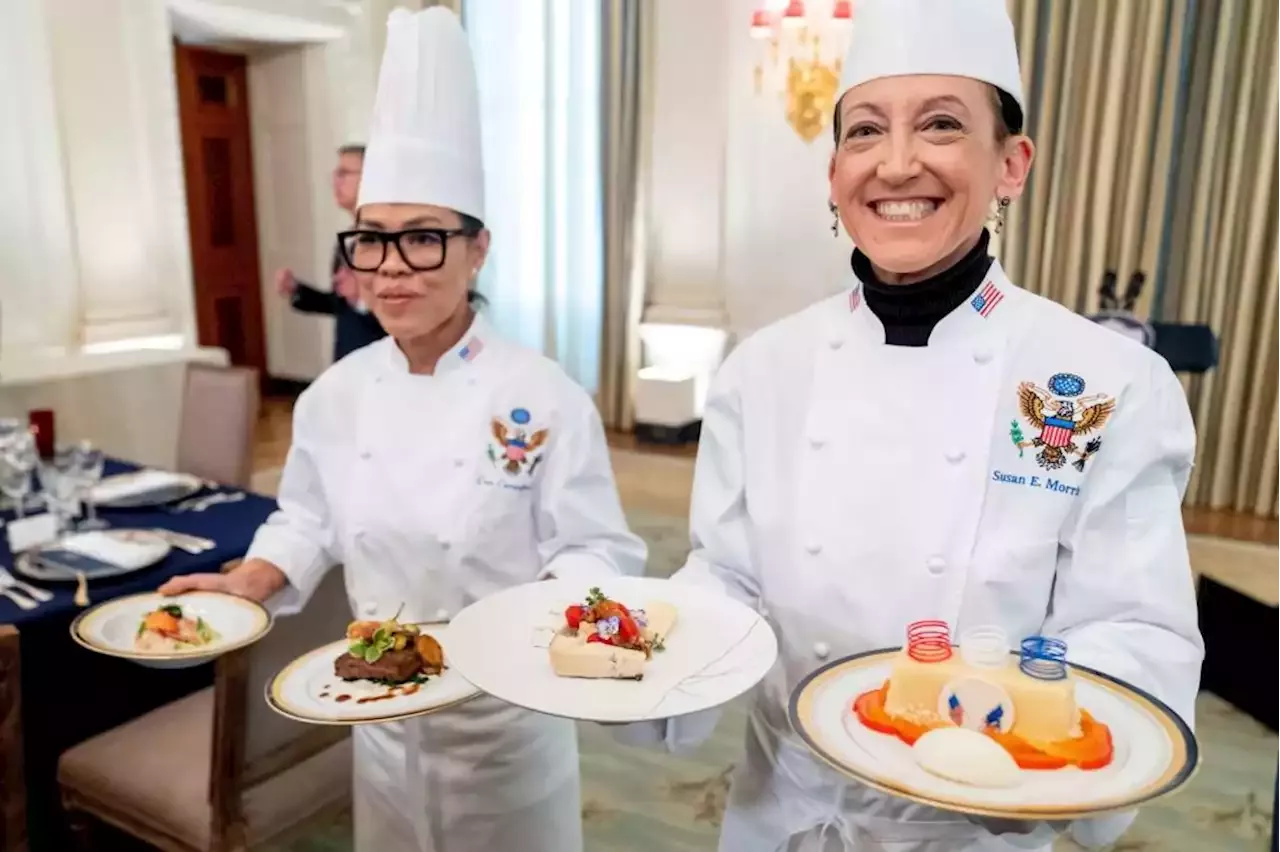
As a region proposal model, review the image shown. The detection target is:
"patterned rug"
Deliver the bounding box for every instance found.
[262,509,1276,852]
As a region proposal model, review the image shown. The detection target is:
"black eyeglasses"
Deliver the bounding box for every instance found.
[337,227,480,273]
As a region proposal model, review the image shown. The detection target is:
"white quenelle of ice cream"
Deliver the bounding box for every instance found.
[912,727,1022,788]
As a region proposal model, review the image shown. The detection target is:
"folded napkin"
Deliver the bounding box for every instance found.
[92,470,193,503]
[54,531,169,570]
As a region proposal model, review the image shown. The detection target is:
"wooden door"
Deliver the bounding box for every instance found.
[173,45,267,372]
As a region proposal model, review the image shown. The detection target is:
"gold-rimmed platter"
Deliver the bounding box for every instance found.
[71,591,271,669]
[265,622,480,726]
[789,649,1199,820]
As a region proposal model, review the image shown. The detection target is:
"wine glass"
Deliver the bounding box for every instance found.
[73,442,107,530]
[0,432,37,518]
[38,446,83,535]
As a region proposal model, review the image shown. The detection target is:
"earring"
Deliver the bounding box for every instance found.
[993,196,1011,235]
[829,201,840,237]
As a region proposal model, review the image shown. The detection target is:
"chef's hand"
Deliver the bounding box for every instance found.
[274,268,297,298]
[159,558,288,603]
[333,268,359,306]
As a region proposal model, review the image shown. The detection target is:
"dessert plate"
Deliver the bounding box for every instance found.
[71,591,270,669]
[446,577,777,723]
[266,622,480,725]
[789,649,1199,820]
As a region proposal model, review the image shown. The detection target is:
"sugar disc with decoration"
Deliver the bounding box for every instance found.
[788,624,1198,820]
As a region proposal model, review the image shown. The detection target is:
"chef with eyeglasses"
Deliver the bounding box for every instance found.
[614,1,1203,850]
[162,8,645,852]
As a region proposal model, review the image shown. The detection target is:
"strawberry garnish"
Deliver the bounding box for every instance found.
[565,604,588,630]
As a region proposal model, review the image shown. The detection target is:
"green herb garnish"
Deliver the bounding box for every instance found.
[160,604,183,618]
[195,617,218,644]
[585,587,607,607]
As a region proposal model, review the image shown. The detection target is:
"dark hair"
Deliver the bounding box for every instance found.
[338,143,366,157]
[831,85,1023,146]
[459,213,487,307]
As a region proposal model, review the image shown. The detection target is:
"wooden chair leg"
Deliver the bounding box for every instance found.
[0,625,27,852]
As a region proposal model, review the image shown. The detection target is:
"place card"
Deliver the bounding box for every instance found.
[6,513,59,554]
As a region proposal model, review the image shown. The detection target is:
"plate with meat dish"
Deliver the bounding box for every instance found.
[71,591,271,669]
[266,611,480,725]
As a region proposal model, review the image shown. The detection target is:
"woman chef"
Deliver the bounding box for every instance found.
[162,8,645,852]
[616,0,1203,849]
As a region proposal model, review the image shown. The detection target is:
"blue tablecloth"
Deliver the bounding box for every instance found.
[0,459,277,626]
[1,459,277,851]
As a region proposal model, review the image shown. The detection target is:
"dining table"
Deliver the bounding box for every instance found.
[0,459,277,852]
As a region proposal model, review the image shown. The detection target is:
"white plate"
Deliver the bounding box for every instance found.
[71,591,271,669]
[789,649,1199,820]
[92,470,204,508]
[266,623,480,725]
[18,529,171,582]
[446,577,777,723]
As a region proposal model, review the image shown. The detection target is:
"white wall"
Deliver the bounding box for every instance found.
[646,0,852,341]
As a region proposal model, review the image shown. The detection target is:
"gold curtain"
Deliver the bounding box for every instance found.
[999,0,1279,518]
[598,0,652,430]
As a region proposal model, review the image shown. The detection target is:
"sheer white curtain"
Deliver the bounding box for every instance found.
[464,0,604,394]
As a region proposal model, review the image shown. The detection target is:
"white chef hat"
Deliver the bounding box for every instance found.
[357,7,485,221]
[839,0,1025,121]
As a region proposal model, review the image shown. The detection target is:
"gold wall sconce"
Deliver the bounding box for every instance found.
[750,1,853,143]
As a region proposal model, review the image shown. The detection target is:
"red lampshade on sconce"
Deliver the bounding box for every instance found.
[750,7,773,39]
[781,0,806,28]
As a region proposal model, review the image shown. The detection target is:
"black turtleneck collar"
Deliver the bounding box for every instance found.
[851,229,994,347]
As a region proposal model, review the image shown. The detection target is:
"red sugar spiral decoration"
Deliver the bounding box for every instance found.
[906,620,953,662]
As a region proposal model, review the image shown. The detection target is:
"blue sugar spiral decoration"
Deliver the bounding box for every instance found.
[1020,636,1069,681]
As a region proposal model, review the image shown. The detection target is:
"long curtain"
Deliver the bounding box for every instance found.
[464,0,605,393]
[999,0,1278,518]
[597,0,650,430]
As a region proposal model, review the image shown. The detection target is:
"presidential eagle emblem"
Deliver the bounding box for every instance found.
[1010,373,1114,472]
[488,407,549,476]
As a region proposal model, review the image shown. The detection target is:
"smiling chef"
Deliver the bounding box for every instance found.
[161,7,645,852]
[615,0,1204,849]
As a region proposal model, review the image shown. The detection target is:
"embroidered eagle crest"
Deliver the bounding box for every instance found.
[489,408,549,476]
[1011,373,1115,472]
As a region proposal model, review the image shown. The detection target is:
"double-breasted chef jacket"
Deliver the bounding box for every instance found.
[620,262,1204,852]
[248,314,646,852]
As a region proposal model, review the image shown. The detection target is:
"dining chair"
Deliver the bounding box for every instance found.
[176,364,260,490]
[58,567,353,852]
[0,625,27,852]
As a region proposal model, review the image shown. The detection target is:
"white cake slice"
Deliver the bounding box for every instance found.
[547,599,678,680]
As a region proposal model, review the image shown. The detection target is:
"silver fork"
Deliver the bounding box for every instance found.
[0,563,54,603]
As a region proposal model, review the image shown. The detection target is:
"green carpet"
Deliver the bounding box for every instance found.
[264,510,1276,851]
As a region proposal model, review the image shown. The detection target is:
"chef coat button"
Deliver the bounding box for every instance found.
[813,641,831,660]
[360,451,372,461]
[361,601,378,616]
[973,348,993,365]
[828,338,845,350]
[945,448,966,464]
[440,541,451,551]
[926,555,947,575]
[805,541,822,555]
[434,608,450,621]
[808,436,825,449]
[454,457,466,468]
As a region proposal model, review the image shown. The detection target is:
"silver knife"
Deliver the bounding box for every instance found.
[0,563,54,602]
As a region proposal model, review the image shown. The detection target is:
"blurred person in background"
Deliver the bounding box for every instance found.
[274,143,387,361]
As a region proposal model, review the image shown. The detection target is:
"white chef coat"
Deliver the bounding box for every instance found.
[618,263,1203,851]
[247,313,646,852]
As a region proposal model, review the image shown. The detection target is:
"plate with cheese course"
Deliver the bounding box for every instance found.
[446,576,776,723]
[788,620,1199,820]
[267,612,480,725]
[71,591,271,669]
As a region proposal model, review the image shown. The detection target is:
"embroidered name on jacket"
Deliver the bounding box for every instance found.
[1008,373,1114,473]
[488,407,548,477]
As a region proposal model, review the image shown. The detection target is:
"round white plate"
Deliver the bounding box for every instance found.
[266,623,480,725]
[446,577,777,723]
[789,649,1198,820]
[17,529,171,583]
[71,591,271,669]
[93,470,205,509]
